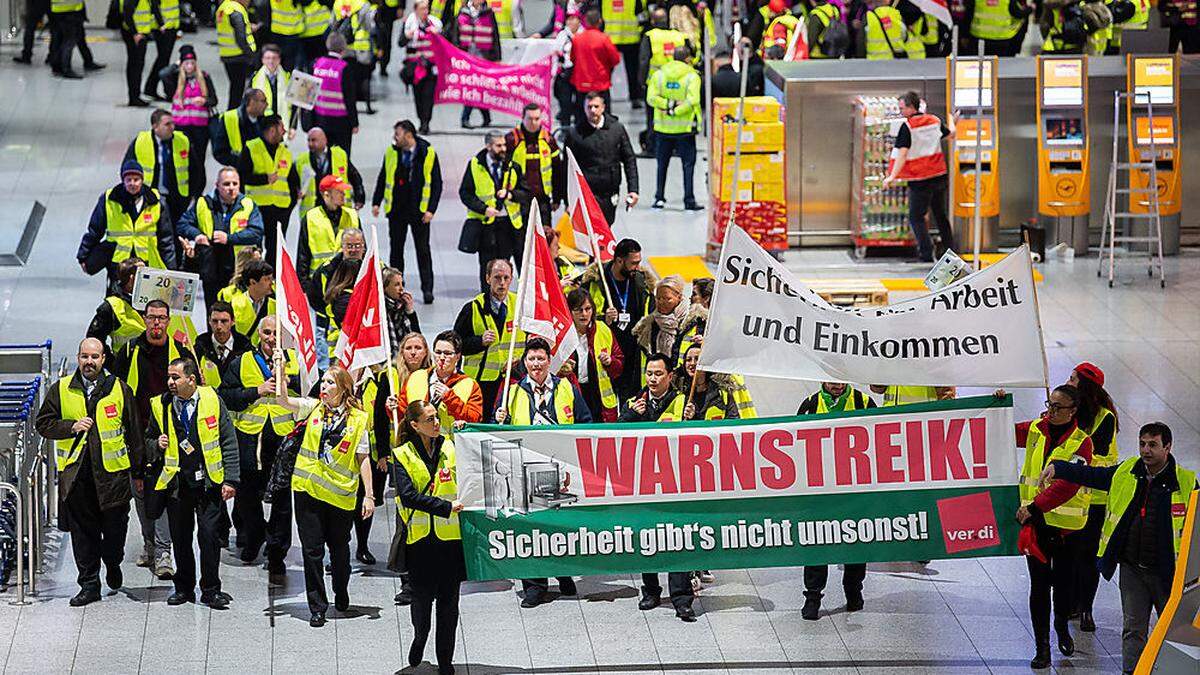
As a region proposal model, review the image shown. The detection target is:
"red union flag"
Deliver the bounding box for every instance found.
[275,225,319,393]
[334,224,391,372]
[517,207,580,371]
[911,0,952,25]
[565,148,616,262]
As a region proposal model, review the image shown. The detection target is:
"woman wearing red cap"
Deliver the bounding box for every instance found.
[1013,384,1095,669]
[1067,362,1120,633]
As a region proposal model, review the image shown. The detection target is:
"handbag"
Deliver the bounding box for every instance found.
[386,459,437,573]
[264,418,307,502]
[457,218,484,254]
[142,464,169,521]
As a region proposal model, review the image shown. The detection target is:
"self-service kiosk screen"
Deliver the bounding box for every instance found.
[1041,60,1084,106]
[953,60,993,109]
[1044,118,1084,146]
[1135,116,1175,145]
[953,87,993,109]
[1043,87,1083,107]
[1133,58,1174,105]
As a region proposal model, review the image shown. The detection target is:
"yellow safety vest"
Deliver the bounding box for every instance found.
[919,13,940,46]
[244,138,293,208]
[303,205,360,275]
[198,349,225,388]
[216,0,256,56]
[124,0,156,33]
[866,7,906,59]
[589,323,618,410]
[970,0,1022,40]
[1098,457,1196,557]
[760,13,800,57]
[194,195,257,259]
[227,289,276,343]
[466,158,524,229]
[153,386,226,490]
[460,293,524,382]
[302,0,330,37]
[509,127,558,198]
[880,385,938,407]
[647,60,701,135]
[219,109,245,157]
[331,0,371,50]
[297,146,353,211]
[291,404,370,510]
[55,378,131,472]
[1042,8,1082,53]
[393,437,460,543]
[694,388,734,420]
[383,144,437,215]
[730,375,757,417]
[134,131,191,199]
[1019,422,1092,530]
[654,392,688,421]
[486,0,514,38]
[230,350,298,435]
[904,20,927,58]
[503,377,577,425]
[404,369,479,434]
[602,0,639,44]
[251,67,292,121]
[51,0,84,13]
[815,389,865,414]
[807,3,841,58]
[159,0,181,29]
[105,296,147,351]
[104,188,166,269]
[1084,407,1119,507]
[646,28,687,76]
[122,339,183,396]
[271,0,305,35]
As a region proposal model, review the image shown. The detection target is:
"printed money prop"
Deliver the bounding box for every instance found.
[699,226,1047,387]
[455,396,1020,580]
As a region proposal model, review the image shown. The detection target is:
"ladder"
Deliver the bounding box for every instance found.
[1098,91,1166,288]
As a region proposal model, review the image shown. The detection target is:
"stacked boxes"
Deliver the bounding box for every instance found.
[707,96,788,258]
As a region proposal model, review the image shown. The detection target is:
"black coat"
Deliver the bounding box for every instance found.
[563,113,639,196]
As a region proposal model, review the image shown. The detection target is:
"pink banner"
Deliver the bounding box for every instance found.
[429,34,553,119]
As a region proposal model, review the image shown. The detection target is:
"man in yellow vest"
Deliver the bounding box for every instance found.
[47,0,104,79]
[250,44,296,129]
[143,0,181,100]
[34,338,144,607]
[112,299,198,579]
[78,161,177,284]
[372,120,443,304]
[218,316,300,573]
[966,0,1032,56]
[124,109,195,247]
[238,114,300,264]
[647,45,702,211]
[869,384,955,406]
[193,301,251,389]
[216,0,257,108]
[795,380,876,619]
[859,0,909,58]
[1104,0,1148,54]
[616,353,694,621]
[638,8,690,154]
[1038,421,1195,674]
[306,228,367,369]
[504,103,563,231]
[297,175,361,285]
[458,132,530,290]
[176,166,265,310]
[211,88,267,166]
[267,0,305,68]
[600,0,645,105]
[493,337,588,607]
[146,357,240,607]
[453,258,524,420]
[296,127,365,213]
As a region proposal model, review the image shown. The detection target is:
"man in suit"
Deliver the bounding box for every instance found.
[34,338,145,606]
[145,357,240,608]
[458,131,530,290]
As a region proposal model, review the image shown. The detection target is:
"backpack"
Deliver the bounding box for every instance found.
[821,18,850,58]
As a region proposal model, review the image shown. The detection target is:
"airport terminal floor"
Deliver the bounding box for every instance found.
[1,22,1200,675]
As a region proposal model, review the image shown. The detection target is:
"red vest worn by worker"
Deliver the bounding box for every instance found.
[312,56,348,118]
[888,113,946,181]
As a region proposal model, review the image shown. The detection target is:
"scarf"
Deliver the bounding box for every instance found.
[385,295,410,358]
[652,302,688,355]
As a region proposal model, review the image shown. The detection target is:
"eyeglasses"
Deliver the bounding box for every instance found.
[343,243,365,251]
[1045,401,1075,412]
[145,315,169,324]
[433,350,458,357]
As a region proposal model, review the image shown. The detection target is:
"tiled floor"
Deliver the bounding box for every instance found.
[1,21,1197,675]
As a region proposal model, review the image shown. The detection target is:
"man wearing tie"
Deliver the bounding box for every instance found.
[458,131,530,291]
[145,357,240,607]
[123,109,196,233]
[249,44,294,128]
[35,339,145,607]
[373,120,442,305]
[453,259,524,420]
[494,337,589,608]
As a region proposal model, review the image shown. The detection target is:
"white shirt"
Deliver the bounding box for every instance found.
[213,334,235,361]
[526,376,555,425]
[574,338,591,384]
[404,14,443,40]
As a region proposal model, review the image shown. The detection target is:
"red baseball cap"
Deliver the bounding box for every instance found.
[769,0,787,13]
[1074,362,1104,388]
[319,174,349,192]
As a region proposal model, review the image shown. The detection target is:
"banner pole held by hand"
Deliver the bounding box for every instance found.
[499,201,540,415]
[1022,232,1051,401]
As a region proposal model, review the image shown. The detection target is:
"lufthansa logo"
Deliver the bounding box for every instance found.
[1055,180,1077,198]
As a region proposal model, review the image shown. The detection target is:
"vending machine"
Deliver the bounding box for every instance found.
[1036,56,1090,220]
[1127,54,1181,219]
[947,57,1000,252]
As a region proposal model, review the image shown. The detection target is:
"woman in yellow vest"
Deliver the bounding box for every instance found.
[393,400,465,675]
[561,289,624,422]
[276,365,375,627]
[677,344,739,421]
[1013,384,1095,668]
[1066,361,1119,633]
[397,331,484,435]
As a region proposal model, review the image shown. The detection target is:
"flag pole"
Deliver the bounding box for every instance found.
[274,224,285,398]
[1022,232,1051,401]
[567,147,615,310]
[498,203,540,416]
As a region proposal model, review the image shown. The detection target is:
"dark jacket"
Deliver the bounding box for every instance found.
[176,192,266,288]
[564,113,639,196]
[458,149,532,220]
[144,390,242,487]
[78,184,177,270]
[157,66,220,112]
[86,280,138,363]
[209,106,261,166]
[112,333,198,430]
[373,138,444,217]
[618,386,686,422]
[35,371,146,511]
[674,371,741,421]
[306,252,357,319]
[299,147,367,209]
[796,388,876,415]
[498,375,594,423]
[193,330,253,384]
[122,132,199,200]
[1052,455,1188,588]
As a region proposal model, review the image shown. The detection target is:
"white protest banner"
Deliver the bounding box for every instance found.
[698,226,1047,387]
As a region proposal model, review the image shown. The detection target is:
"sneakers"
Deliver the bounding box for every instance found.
[801,596,821,620]
[135,547,152,568]
[652,199,665,209]
[154,552,175,580]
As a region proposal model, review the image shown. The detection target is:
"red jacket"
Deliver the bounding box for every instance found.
[1016,417,1094,518]
[570,27,620,92]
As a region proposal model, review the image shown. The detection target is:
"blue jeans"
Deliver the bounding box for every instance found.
[654,132,697,206]
[315,323,331,372]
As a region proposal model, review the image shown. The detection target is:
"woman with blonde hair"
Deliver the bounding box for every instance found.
[275,365,375,627]
[167,45,218,189]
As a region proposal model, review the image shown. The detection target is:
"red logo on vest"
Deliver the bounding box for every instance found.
[1172,502,1187,518]
[143,212,153,222]
[205,415,218,429]
[104,404,119,419]
[438,467,452,483]
[337,439,351,454]
[880,15,892,28]
[563,405,573,418]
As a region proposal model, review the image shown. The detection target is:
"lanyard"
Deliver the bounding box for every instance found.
[253,352,273,379]
[612,275,631,311]
[176,399,192,431]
